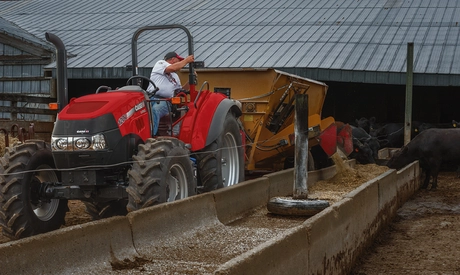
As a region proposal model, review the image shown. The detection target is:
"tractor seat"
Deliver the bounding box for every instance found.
[117,85,145,91]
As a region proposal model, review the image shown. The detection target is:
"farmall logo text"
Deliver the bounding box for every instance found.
[118,102,144,126]
[76,129,89,134]
[135,101,145,111]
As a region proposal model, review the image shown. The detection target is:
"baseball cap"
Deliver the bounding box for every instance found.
[164,52,184,61]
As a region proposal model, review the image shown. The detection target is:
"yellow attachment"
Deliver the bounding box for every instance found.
[177,68,335,171]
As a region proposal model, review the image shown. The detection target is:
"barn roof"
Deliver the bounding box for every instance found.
[0,0,459,86]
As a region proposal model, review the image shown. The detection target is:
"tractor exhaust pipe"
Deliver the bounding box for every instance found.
[45,32,68,112]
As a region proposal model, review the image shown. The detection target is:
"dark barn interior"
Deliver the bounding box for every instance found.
[322,81,459,127]
[69,78,459,129]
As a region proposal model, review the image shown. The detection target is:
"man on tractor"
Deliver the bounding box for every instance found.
[147,51,194,135]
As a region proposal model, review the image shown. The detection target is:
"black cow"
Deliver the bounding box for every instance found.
[371,121,427,148]
[349,137,375,164]
[387,128,460,189]
[414,120,459,134]
[355,117,377,134]
[351,125,380,161]
[370,123,404,148]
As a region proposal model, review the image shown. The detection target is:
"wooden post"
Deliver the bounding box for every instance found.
[293,94,308,199]
[404,42,414,146]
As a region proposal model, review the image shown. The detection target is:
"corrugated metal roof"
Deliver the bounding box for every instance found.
[0,17,53,51]
[0,0,459,86]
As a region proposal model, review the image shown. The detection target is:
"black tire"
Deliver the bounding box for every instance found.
[0,140,68,240]
[83,199,128,220]
[126,138,196,212]
[195,112,245,193]
[267,197,329,216]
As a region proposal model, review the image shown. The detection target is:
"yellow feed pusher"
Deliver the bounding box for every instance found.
[178,68,353,171]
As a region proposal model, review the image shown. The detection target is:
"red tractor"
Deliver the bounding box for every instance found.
[0,25,244,239]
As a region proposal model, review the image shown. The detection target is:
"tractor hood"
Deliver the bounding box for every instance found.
[54,91,149,138]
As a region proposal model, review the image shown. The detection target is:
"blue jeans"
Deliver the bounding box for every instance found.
[151,100,171,135]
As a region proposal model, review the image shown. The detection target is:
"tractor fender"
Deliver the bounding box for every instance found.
[205,98,242,147]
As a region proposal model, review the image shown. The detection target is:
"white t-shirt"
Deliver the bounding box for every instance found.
[146,60,182,98]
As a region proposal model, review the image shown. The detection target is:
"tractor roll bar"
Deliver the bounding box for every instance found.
[131,25,197,93]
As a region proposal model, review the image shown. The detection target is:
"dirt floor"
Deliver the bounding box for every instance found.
[351,171,460,274]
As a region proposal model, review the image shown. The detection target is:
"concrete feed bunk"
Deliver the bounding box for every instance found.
[0,160,420,274]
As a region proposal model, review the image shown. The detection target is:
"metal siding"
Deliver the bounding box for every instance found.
[414,27,429,45]
[439,45,455,74]
[299,42,325,67]
[231,42,258,67]
[281,26,305,42]
[436,26,449,44]
[308,26,330,43]
[308,43,334,68]
[328,24,349,43]
[286,8,311,25]
[319,24,340,43]
[423,7,437,26]
[251,43,278,68]
[389,45,409,72]
[256,43,285,68]
[392,27,409,44]
[269,43,295,67]
[282,43,313,68]
[425,27,440,44]
[361,26,378,44]
[426,45,443,73]
[452,45,460,74]
[203,43,233,67]
[411,44,426,74]
[297,25,317,43]
[263,26,284,42]
[330,43,356,69]
[371,25,390,44]
[401,6,418,26]
[392,7,410,26]
[382,26,399,44]
[367,44,388,71]
[0,0,459,85]
[379,45,399,71]
[355,44,377,70]
[321,43,346,68]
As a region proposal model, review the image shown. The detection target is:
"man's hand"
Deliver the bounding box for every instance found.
[184,55,194,64]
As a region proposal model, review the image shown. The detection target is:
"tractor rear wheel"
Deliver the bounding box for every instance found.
[0,141,68,240]
[126,138,196,212]
[84,199,128,220]
[195,112,245,193]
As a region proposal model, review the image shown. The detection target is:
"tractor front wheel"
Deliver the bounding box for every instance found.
[126,138,196,212]
[0,141,68,240]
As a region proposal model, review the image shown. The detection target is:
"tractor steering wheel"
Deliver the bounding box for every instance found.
[126,75,159,97]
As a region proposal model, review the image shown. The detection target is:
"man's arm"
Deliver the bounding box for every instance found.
[165,55,195,73]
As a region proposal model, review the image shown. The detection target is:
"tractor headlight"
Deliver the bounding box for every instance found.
[52,134,108,151]
[74,137,91,150]
[92,134,106,150]
[53,138,70,150]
